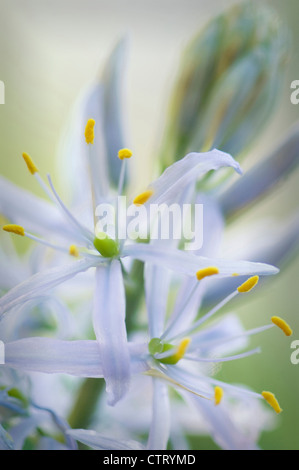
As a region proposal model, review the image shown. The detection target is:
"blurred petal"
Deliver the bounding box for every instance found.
[101,38,129,188]
[219,123,299,218]
[93,261,130,405]
[188,395,259,450]
[202,214,299,307]
[147,379,170,450]
[0,258,97,318]
[59,39,128,206]
[67,429,145,450]
[145,263,171,339]
[163,195,224,339]
[0,176,80,242]
[0,424,14,450]
[189,314,249,356]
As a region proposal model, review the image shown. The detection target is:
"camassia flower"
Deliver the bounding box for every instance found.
[0,119,279,405]
[2,270,292,449]
[141,263,293,450]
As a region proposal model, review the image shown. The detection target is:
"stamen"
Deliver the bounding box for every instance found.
[85,119,95,144]
[69,245,79,257]
[184,347,261,363]
[159,338,191,365]
[47,175,94,245]
[214,386,223,405]
[271,316,292,337]
[169,290,238,342]
[133,189,154,205]
[237,275,259,293]
[196,266,219,281]
[262,391,282,414]
[22,152,38,175]
[118,148,133,160]
[3,224,25,236]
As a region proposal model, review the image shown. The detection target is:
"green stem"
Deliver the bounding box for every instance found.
[68,378,105,430]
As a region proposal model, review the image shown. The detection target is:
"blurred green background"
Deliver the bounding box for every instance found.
[0,0,298,450]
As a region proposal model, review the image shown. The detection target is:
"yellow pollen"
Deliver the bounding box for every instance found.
[196,266,219,281]
[22,152,38,175]
[214,386,223,405]
[3,224,25,236]
[69,245,79,257]
[85,119,95,144]
[262,391,282,414]
[175,338,191,361]
[133,189,154,205]
[271,316,292,337]
[232,273,239,277]
[237,275,259,293]
[118,148,133,160]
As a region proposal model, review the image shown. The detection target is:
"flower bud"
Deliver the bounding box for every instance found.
[160,2,289,168]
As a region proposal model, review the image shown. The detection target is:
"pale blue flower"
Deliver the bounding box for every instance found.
[0,133,279,406]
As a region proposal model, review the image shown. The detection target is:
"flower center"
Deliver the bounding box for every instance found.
[148,337,190,365]
[93,232,119,258]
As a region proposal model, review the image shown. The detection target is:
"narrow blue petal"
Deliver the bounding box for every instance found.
[0,258,97,319]
[67,429,145,450]
[219,123,299,217]
[93,261,131,405]
[147,379,170,450]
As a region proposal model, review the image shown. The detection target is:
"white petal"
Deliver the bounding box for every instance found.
[5,338,103,376]
[123,243,279,277]
[67,429,145,450]
[147,379,170,450]
[145,149,242,206]
[0,176,81,243]
[145,263,171,338]
[93,260,130,405]
[0,258,97,318]
[187,394,259,450]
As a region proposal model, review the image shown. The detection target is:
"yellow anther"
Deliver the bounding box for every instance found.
[232,273,239,277]
[118,148,133,160]
[176,338,191,360]
[262,391,282,414]
[196,266,219,281]
[237,275,259,293]
[271,316,292,337]
[85,119,95,144]
[3,224,25,236]
[22,152,38,175]
[214,386,223,406]
[133,189,154,205]
[69,244,79,257]
[160,338,191,365]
